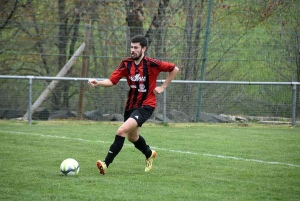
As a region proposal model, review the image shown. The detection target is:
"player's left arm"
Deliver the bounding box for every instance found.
[153,66,179,94]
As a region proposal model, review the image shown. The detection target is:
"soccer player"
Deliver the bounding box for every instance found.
[88,35,179,175]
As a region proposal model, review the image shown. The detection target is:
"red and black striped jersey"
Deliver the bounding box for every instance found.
[109,56,175,110]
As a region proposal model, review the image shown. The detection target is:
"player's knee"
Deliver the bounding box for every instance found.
[127,136,135,143]
[116,126,128,136]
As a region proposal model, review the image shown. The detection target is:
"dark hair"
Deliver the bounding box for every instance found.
[131,35,148,48]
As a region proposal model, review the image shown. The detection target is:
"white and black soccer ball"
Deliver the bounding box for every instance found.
[60,158,80,176]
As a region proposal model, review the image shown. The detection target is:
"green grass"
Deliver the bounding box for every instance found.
[0,120,300,201]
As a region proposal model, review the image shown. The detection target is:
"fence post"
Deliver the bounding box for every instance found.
[196,0,213,122]
[292,84,296,127]
[27,76,34,125]
[163,88,167,124]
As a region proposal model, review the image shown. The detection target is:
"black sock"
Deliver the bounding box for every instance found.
[104,135,125,167]
[133,135,152,158]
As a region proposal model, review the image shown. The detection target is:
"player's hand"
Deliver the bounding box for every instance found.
[88,79,98,87]
[153,86,165,94]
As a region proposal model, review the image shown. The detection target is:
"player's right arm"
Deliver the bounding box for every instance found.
[89,60,127,88]
[88,79,114,87]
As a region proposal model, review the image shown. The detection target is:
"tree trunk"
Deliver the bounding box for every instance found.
[145,0,169,51]
[0,0,18,30]
[125,0,144,39]
[181,0,194,80]
[52,0,68,110]
[77,24,91,120]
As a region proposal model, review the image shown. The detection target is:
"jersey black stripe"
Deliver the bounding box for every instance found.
[131,63,140,109]
[125,62,133,110]
[138,60,149,107]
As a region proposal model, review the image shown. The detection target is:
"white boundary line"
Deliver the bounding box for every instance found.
[2,130,300,168]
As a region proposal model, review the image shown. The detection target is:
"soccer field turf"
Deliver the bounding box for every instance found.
[0,120,299,200]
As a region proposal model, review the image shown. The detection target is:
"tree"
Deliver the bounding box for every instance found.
[145,0,170,58]
[52,0,84,110]
[125,0,144,39]
[274,1,300,116]
[1,0,299,119]
[180,0,204,80]
[0,0,18,31]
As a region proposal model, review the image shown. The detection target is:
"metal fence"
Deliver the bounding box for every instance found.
[0,75,299,127]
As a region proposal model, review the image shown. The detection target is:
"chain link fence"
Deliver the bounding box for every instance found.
[0,76,298,126]
[1,1,299,127]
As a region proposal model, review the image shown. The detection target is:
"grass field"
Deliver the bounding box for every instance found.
[0,120,300,201]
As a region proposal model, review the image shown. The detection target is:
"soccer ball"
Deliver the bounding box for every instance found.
[60,158,80,176]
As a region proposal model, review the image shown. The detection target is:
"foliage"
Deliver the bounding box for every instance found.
[0,0,299,116]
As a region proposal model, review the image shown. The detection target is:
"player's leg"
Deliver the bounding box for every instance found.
[128,128,157,172]
[127,107,157,172]
[128,127,152,159]
[97,109,137,175]
[99,118,138,170]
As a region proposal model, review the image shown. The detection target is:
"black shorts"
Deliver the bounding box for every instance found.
[124,106,155,127]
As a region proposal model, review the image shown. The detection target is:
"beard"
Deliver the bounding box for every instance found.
[131,51,143,60]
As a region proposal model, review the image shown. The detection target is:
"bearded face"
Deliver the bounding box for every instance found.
[131,50,143,60]
[131,42,146,61]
